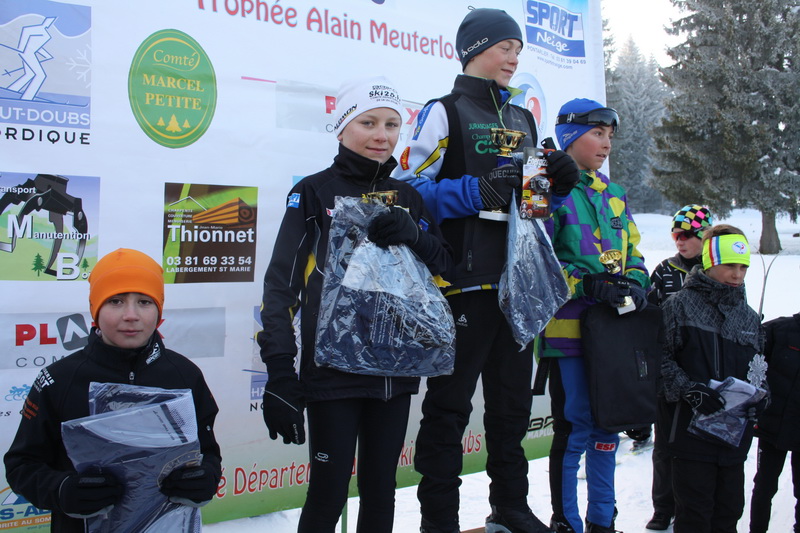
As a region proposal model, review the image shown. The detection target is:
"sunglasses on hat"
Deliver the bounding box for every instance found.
[556,107,620,133]
[672,230,701,242]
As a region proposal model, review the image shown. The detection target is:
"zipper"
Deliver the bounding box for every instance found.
[384,377,392,400]
[713,336,721,380]
[128,370,135,384]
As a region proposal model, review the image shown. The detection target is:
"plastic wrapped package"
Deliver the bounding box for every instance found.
[315,196,455,377]
[499,192,570,348]
[689,376,768,448]
[61,384,202,533]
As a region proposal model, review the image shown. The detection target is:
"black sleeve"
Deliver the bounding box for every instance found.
[4,370,72,512]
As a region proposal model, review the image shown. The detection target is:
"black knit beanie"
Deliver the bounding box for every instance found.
[456,8,523,70]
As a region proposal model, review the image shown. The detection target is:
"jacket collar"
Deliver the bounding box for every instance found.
[85,328,165,370]
[332,143,397,189]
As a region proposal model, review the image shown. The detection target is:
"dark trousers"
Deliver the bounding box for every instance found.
[298,395,411,533]
[749,438,800,533]
[652,421,675,515]
[414,290,534,528]
[672,457,744,533]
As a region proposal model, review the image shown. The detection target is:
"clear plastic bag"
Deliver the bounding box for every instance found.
[499,192,570,348]
[315,196,455,377]
[688,376,768,448]
[61,384,202,533]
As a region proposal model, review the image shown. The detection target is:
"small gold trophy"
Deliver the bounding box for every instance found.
[365,190,398,205]
[479,128,527,222]
[598,249,636,315]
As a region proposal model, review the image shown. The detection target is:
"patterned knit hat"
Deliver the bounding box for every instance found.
[89,248,164,322]
[672,204,714,234]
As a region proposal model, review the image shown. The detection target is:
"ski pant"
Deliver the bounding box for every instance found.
[652,421,675,516]
[548,356,619,533]
[414,290,533,529]
[749,437,800,533]
[298,394,411,533]
[671,457,744,533]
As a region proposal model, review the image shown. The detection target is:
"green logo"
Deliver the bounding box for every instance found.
[128,29,217,148]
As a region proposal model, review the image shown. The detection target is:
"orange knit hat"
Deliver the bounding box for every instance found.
[88,248,164,322]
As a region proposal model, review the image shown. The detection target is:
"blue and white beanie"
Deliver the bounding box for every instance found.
[555,98,605,151]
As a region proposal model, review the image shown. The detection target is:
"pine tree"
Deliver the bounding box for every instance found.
[606,37,671,213]
[653,0,800,252]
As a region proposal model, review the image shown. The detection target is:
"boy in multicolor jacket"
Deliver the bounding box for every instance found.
[542,98,650,533]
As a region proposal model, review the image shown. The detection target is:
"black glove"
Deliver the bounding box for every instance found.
[582,272,632,306]
[628,280,648,312]
[477,164,522,209]
[160,465,219,507]
[368,206,419,247]
[624,427,651,441]
[58,471,123,519]
[683,383,726,415]
[747,395,771,422]
[546,150,580,196]
[263,376,306,445]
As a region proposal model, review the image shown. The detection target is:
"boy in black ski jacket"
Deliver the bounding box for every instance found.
[749,312,800,533]
[659,224,766,532]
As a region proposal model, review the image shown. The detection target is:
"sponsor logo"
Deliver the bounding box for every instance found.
[461,37,488,57]
[0,173,100,281]
[5,384,30,402]
[0,486,50,528]
[128,29,217,148]
[456,314,468,327]
[610,216,623,230]
[0,3,93,148]
[288,193,301,208]
[524,1,586,58]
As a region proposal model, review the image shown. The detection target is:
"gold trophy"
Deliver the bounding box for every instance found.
[598,249,636,315]
[479,128,527,222]
[365,190,398,205]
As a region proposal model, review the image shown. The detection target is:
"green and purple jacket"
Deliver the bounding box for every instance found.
[542,169,650,358]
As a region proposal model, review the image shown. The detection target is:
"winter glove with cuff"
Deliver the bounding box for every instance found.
[58,471,123,519]
[263,356,306,445]
[747,395,771,422]
[582,272,632,307]
[545,150,580,196]
[627,279,648,312]
[477,164,522,209]
[368,206,419,247]
[684,382,725,415]
[160,464,219,507]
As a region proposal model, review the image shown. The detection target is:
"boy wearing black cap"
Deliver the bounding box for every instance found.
[4,248,222,533]
[395,7,579,533]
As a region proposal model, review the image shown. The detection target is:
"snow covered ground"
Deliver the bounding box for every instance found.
[205,208,800,532]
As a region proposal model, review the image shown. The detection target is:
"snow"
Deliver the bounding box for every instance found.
[205,208,800,532]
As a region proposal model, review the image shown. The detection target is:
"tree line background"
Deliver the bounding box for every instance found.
[602,0,799,253]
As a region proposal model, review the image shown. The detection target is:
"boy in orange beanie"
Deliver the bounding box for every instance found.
[4,248,222,533]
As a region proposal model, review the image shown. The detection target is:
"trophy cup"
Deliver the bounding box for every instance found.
[598,249,636,315]
[479,128,527,222]
[365,190,398,205]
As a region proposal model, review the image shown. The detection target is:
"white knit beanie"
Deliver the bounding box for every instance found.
[332,76,403,135]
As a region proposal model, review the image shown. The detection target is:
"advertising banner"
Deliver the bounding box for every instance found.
[0,0,604,528]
